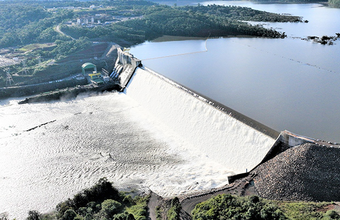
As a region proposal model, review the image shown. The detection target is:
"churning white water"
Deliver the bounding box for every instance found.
[0,92,232,219]
[125,67,276,173]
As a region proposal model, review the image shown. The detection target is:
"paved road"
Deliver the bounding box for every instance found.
[181,176,255,215]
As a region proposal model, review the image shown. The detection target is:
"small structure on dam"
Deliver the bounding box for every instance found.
[110,48,141,90]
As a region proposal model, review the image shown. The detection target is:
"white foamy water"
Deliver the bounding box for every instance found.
[0,92,231,219]
[125,67,276,174]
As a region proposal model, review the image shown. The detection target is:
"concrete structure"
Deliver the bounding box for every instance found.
[112,51,318,175]
[124,66,277,174]
[110,48,141,90]
[81,62,97,76]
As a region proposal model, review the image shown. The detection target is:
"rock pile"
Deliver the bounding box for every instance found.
[252,143,340,202]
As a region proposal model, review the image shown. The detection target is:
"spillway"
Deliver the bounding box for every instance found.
[124,66,278,174]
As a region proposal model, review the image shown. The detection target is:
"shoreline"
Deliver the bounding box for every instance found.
[17,81,121,104]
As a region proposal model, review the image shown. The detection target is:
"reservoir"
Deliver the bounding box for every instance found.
[130,1,340,142]
[1,2,340,218]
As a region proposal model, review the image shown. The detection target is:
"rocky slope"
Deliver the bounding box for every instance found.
[252,143,340,201]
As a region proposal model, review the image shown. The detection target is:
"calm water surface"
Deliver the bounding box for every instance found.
[131,1,340,142]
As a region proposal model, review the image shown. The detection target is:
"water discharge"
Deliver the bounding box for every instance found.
[130,2,340,142]
[125,67,276,173]
[0,92,231,219]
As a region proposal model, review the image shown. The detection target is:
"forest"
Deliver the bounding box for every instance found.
[329,0,340,7]
[21,178,149,220]
[251,0,324,3]
[12,179,340,220]
[0,1,297,49]
[179,4,302,22]
[0,0,300,87]
[249,0,339,9]
[191,194,340,220]
[60,4,292,45]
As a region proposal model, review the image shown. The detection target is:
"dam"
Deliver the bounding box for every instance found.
[113,48,317,175]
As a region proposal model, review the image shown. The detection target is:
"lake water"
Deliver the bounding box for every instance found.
[130,1,340,142]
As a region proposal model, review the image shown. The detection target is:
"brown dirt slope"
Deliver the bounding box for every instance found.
[252,143,340,202]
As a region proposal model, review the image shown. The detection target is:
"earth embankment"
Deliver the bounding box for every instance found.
[252,143,340,202]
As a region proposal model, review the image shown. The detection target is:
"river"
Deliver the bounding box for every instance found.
[1,1,340,218]
[0,93,231,219]
[130,1,340,142]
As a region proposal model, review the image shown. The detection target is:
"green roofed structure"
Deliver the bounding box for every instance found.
[81,62,97,76]
[81,62,104,85]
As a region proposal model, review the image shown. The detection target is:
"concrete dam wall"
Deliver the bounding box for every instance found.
[112,49,340,203]
[124,66,278,174]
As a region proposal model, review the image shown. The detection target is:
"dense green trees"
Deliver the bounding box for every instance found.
[180,5,302,22]
[0,0,155,47]
[47,37,92,60]
[0,0,299,86]
[251,0,322,3]
[192,194,286,220]
[0,1,296,49]
[167,197,181,220]
[60,4,288,46]
[192,194,340,220]
[279,201,340,220]
[26,210,42,220]
[128,5,287,38]
[24,180,340,220]
[0,4,74,48]
[51,178,149,220]
[329,0,340,7]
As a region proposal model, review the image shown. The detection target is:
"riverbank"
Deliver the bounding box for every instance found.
[18,81,121,104]
[0,42,120,100]
[0,77,88,99]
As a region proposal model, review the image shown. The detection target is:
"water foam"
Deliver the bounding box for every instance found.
[125,67,276,173]
[0,92,231,219]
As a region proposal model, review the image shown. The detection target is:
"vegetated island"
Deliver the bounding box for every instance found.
[0,0,304,99]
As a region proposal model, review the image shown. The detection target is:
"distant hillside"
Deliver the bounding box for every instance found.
[252,0,325,2]
[329,0,340,7]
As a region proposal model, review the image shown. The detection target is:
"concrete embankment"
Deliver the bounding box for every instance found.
[124,66,277,174]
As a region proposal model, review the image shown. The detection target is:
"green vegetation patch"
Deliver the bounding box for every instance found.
[329,0,340,8]
[192,194,286,220]
[27,178,149,220]
[192,194,340,220]
[167,197,181,220]
[278,201,340,220]
[0,0,302,87]
[180,4,302,22]
[60,4,289,47]
[18,43,55,52]
[125,196,149,220]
